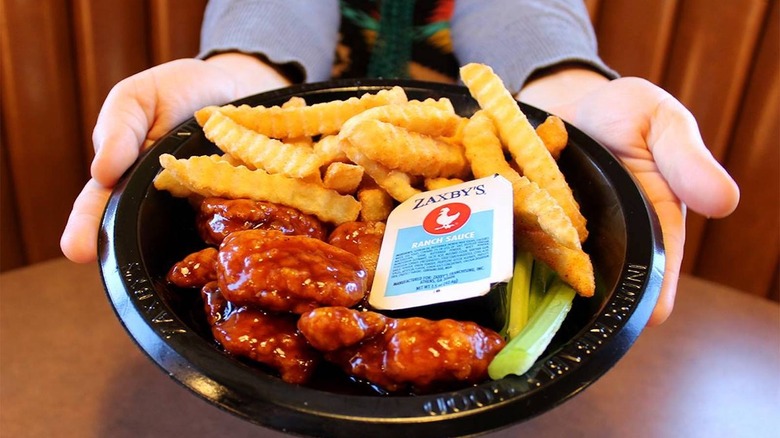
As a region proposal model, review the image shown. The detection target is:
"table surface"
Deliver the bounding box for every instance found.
[1,258,778,438]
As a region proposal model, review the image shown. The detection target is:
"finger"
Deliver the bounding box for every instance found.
[91,74,156,187]
[623,163,687,326]
[646,200,686,327]
[60,179,111,263]
[647,96,740,218]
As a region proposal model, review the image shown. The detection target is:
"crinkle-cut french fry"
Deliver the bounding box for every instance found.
[323,162,364,195]
[341,100,464,138]
[339,138,420,202]
[157,154,360,224]
[460,63,588,242]
[154,153,244,196]
[313,135,349,166]
[341,119,469,179]
[217,152,245,167]
[281,96,314,146]
[515,227,595,298]
[424,177,465,191]
[357,184,395,222]
[195,86,408,139]
[154,169,193,198]
[408,97,456,113]
[202,110,322,179]
[464,111,581,251]
[536,115,568,160]
[464,112,593,296]
[281,96,307,108]
[464,112,593,295]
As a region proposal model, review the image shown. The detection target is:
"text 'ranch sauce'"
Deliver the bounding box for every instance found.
[370,175,513,310]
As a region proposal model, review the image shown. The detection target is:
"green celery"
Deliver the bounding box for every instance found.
[528,260,554,317]
[501,250,534,340]
[488,275,576,380]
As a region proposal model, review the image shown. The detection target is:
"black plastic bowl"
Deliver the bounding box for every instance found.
[99,79,664,437]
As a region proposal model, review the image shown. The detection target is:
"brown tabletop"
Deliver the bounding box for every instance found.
[1,258,778,438]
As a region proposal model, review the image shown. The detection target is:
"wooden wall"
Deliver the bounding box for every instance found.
[2,1,778,301]
[0,0,206,269]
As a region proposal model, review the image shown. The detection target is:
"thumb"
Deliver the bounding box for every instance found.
[647,95,740,218]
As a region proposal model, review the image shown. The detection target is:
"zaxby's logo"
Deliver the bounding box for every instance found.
[422,203,471,235]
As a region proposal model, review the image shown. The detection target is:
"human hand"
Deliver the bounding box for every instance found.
[519,67,739,326]
[61,53,292,263]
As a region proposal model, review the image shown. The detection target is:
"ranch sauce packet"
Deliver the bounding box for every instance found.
[370,174,514,310]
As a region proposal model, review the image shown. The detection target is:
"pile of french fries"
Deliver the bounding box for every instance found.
[154,63,594,297]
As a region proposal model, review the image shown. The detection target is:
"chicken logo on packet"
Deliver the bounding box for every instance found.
[370,174,514,310]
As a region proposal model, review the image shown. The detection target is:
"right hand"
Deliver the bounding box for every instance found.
[60,53,292,263]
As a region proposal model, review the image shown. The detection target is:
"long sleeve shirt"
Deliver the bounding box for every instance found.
[198,0,616,94]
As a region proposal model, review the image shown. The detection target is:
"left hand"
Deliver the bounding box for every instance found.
[518,67,739,326]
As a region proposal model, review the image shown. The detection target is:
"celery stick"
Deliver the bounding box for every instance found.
[501,250,534,340]
[528,260,554,317]
[488,276,576,380]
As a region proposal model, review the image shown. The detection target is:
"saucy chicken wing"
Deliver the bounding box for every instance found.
[197,197,327,245]
[327,221,385,288]
[166,247,218,288]
[201,281,319,384]
[298,307,505,393]
[218,229,368,314]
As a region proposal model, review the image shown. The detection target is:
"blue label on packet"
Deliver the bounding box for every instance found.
[385,211,493,297]
[369,175,513,310]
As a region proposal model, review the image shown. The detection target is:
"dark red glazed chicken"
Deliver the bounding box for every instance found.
[217,229,368,314]
[201,282,318,384]
[327,221,385,288]
[196,197,327,245]
[298,306,505,393]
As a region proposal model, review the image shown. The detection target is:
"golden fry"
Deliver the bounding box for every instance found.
[357,183,395,222]
[460,63,588,242]
[463,111,593,296]
[339,138,420,202]
[281,96,307,108]
[323,162,364,195]
[463,111,581,251]
[516,227,595,298]
[154,169,192,198]
[313,135,349,166]
[341,119,469,179]
[424,177,465,191]
[343,100,464,138]
[157,154,360,224]
[536,115,568,160]
[201,110,322,179]
[195,87,408,139]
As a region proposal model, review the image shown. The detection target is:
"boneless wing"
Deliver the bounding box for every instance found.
[298,307,505,393]
[327,221,385,288]
[196,197,327,245]
[201,281,319,384]
[218,229,368,314]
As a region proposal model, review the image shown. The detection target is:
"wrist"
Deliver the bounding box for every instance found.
[517,64,610,113]
[205,52,294,97]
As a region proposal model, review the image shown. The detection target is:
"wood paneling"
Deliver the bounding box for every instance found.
[73,0,153,163]
[0,1,24,272]
[584,0,601,22]
[692,0,779,297]
[595,0,679,83]
[1,0,87,264]
[0,139,24,271]
[149,0,207,64]
[661,0,769,274]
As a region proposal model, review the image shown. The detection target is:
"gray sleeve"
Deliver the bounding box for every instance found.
[451,0,618,94]
[198,0,341,83]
